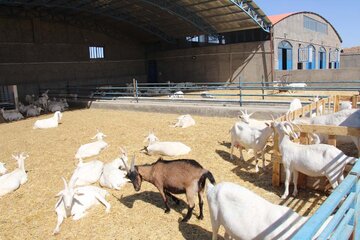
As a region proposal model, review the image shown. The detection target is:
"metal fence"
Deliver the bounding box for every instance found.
[40,80,360,107]
[293,159,360,239]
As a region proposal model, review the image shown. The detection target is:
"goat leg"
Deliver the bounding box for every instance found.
[165,191,180,205]
[158,188,171,213]
[182,206,194,222]
[197,192,204,220]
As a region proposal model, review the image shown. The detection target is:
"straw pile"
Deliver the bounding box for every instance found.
[0,109,329,239]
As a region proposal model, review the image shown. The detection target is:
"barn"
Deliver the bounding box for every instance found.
[0,0,349,107]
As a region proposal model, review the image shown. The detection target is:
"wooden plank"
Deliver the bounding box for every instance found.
[352,95,358,109]
[316,101,320,116]
[296,124,360,137]
[328,135,337,146]
[334,95,340,112]
[272,132,281,187]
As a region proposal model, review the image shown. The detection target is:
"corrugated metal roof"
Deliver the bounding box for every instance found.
[0,0,272,42]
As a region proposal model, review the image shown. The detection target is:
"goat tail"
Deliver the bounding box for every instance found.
[198,170,216,190]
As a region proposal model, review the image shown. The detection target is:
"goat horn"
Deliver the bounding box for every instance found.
[239,109,245,115]
[130,155,135,171]
[121,158,129,173]
[61,177,68,190]
[119,146,125,154]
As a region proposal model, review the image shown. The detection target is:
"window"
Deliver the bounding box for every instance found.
[329,49,340,69]
[304,16,328,34]
[89,46,104,59]
[319,47,326,69]
[306,45,316,69]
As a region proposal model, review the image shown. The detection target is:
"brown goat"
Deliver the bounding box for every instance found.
[122,156,216,222]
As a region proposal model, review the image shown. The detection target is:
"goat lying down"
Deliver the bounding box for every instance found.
[0,153,28,197]
[207,182,332,240]
[143,132,191,157]
[53,177,110,235]
[122,156,215,222]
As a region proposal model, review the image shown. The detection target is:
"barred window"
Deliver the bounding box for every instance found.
[304,16,328,34]
[89,46,104,59]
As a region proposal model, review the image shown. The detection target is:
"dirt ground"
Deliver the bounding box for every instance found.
[0,109,333,240]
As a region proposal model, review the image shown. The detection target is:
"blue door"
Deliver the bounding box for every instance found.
[278,41,293,70]
[306,45,316,69]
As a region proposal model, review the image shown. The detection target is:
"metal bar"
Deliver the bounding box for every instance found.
[229,0,270,32]
[292,175,357,240]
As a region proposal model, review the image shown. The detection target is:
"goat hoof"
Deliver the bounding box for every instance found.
[197,215,204,220]
[165,208,170,214]
[281,195,288,199]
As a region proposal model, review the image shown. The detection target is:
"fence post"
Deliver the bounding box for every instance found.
[272,132,281,187]
[239,76,242,107]
[132,78,138,103]
[352,95,358,109]
[261,75,265,100]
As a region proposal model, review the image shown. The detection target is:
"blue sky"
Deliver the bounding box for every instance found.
[254,0,359,48]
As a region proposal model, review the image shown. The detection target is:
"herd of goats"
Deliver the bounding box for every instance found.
[0,90,359,239]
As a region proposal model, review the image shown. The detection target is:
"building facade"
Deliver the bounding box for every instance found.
[270,12,342,71]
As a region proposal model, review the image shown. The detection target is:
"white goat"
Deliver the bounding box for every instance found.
[287,98,302,116]
[143,132,191,157]
[0,153,28,197]
[33,111,62,129]
[200,91,214,98]
[293,109,360,156]
[0,162,7,175]
[18,102,34,115]
[75,131,108,159]
[70,158,104,187]
[99,148,129,190]
[1,108,24,121]
[48,98,69,112]
[287,82,307,93]
[271,121,357,199]
[230,115,273,172]
[25,94,35,104]
[340,101,352,110]
[169,91,184,99]
[174,114,195,128]
[53,177,110,235]
[207,182,331,240]
[37,90,49,110]
[26,106,42,117]
[308,96,323,117]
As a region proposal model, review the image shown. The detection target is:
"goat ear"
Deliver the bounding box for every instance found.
[55,190,64,197]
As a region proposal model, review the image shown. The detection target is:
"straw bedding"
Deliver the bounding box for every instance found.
[0,109,330,239]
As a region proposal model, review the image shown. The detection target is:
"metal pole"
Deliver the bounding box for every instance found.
[13,85,19,110]
[239,76,242,107]
[262,75,265,100]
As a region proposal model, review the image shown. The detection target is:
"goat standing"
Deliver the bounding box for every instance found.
[122,156,215,222]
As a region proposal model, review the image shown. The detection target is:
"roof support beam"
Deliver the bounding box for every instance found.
[137,0,218,36]
[0,0,177,42]
[229,0,270,32]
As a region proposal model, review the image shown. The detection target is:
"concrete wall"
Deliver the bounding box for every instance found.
[275,68,360,83]
[273,13,341,70]
[149,41,273,83]
[0,17,147,96]
[341,54,360,68]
